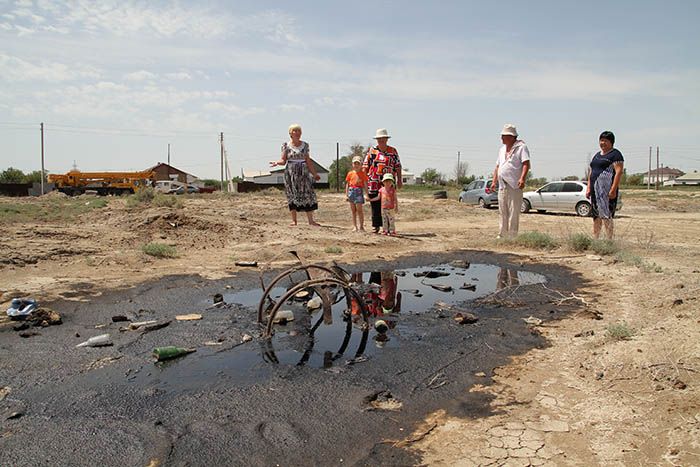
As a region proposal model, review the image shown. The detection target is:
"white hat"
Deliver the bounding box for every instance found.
[501,124,518,137]
[382,173,395,182]
[352,155,362,163]
[374,128,391,139]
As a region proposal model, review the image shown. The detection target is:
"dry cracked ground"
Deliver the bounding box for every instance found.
[1,188,699,466]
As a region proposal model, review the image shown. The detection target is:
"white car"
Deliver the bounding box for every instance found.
[154,180,186,194]
[521,181,600,217]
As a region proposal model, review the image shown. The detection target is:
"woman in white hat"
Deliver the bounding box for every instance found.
[363,128,402,233]
[270,124,321,226]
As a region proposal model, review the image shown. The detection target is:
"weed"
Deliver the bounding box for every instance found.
[127,188,183,209]
[614,250,663,273]
[142,243,178,258]
[568,233,592,252]
[153,193,182,208]
[0,197,108,223]
[133,188,155,203]
[590,239,619,256]
[324,246,343,254]
[606,322,634,340]
[509,231,559,250]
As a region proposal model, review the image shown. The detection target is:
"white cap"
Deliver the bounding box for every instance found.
[500,124,518,137]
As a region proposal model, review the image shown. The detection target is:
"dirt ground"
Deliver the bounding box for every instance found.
[1,187,699,466]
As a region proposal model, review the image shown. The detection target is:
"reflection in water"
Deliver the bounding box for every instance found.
[497,268,521,290]
[227,263,547,369]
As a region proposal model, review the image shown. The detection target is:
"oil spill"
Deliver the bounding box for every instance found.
[133,263,547,393]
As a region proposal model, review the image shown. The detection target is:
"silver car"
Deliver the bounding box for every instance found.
[521,181,597,217]
[458,179,498,208]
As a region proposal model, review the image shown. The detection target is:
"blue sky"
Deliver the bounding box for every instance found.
[2,0,699,181]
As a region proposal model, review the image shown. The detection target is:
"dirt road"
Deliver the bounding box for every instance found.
[1,188,698,465]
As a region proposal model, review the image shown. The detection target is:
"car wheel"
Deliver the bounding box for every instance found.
[521,199,531,213]
[576,201,592,217]
[458,196,464,203]
[478,198,486,208]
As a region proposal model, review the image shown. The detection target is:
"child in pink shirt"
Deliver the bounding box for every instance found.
[370,173,398,235]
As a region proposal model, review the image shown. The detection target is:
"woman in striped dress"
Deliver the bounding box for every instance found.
[270,124,321,226]
[586,131,624,239]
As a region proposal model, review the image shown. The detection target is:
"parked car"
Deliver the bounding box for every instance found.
[186,185,200,194]
[154,180,186,195]
[458,179,498,208]
[520,181,622,217]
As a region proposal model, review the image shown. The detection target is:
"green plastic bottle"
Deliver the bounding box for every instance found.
[153,346,196,361]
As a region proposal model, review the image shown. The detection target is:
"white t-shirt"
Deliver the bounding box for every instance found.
[496,141,530,189]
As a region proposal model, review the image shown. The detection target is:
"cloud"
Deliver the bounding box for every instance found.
[0,52,101,82]
[203,102,265,117]
[280,104,305,112]
[124,70,156,81]
[1,2,301,44]
[165,72,192,81]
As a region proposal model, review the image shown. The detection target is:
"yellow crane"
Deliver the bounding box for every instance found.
[47,170,155,196]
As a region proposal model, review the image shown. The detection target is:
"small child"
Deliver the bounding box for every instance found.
[370,173,398,235]
[345,156,369,231]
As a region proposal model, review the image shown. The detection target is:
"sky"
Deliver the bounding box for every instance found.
[2,0,700,182]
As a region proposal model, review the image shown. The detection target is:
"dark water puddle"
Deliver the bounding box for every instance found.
[132,263,546,390]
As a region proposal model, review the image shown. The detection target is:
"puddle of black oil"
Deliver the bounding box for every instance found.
[134,263,545,390]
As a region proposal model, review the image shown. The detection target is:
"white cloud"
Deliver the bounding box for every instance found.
[124,70,156,81]
[1,2,301,44]
[280,104,305,112]
[0,52,101,82]
[203,101,265,117]
[165,72,192,81]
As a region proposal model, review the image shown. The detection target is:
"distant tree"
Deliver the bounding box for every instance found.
[453,161,470,185]
[200,179,221,187]
[626,173,644,185]
[563,175,579,181]
[0,167,26,183]
[328,143,366,190]
[459,175,476,187]
[421,168,444,184]
[525,172,547,187]
[25,170,46,184]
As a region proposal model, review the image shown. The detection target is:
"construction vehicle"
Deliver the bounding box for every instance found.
[47,170,155,196]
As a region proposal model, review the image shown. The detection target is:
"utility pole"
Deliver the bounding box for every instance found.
[647,146,651,190]
[336,142,339,193]
[40,122,45,195]
[457,151,461,183]
[220,132,224,192]
[656,146,660,190]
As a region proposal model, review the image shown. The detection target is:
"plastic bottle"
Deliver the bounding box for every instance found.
[76,334,112,347]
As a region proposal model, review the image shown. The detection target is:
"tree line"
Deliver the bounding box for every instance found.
[0,167,45,184]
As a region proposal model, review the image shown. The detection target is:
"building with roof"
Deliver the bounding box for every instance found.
[239,159,330,192]
[665,170,700,186]
[147,163,199,184]
[642,167,684,185]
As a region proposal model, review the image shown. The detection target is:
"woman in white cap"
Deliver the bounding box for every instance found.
[492,124,530,238]
[363,128,402,233]
[270,124,321,226]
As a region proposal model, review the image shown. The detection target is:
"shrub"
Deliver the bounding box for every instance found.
[509,231,559,250]
[324,246,343,254]
[142,243,177,258]
[606,322,634,340]
[133,188,155,203]
[568,233,592,252]
[590,239,619,256]
[153,193,182,208]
